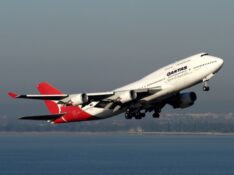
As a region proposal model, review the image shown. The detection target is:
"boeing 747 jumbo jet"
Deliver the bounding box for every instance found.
[8,53,223,124]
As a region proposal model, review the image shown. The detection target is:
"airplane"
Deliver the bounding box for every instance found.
[8,53,224,124]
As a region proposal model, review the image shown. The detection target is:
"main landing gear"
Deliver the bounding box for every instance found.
[125,108,161,120]
[152,112,160,118]
[203,81,210,91]
[125,109,145,120]
[152,108,161,118]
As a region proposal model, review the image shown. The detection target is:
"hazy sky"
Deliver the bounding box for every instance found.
[0,0,233,116]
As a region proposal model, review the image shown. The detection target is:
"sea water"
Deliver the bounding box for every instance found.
[0,133,234,175]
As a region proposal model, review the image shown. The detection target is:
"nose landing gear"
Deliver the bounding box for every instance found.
[203,81,210,91]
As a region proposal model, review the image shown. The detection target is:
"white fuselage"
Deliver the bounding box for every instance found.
[84,53,224,118]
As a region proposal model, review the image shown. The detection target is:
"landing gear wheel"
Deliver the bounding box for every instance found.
[135,116,142,120]
[153,112,160,118]
[140,113,146,118]
[125,108,146,120]
[134,112,145,120]
[203,86,210,91]
[125,112,132,119]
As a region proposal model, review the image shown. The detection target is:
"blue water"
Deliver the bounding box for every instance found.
[1,133,234,175]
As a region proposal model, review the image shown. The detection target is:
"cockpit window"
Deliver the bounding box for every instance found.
[201,53,209,57]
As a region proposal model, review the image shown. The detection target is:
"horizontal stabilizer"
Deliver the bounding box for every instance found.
[8,92,68,100]
[8,92,18,99]
[19,113,65,121]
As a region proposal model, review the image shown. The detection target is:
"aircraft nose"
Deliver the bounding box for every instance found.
[217,57,224,68]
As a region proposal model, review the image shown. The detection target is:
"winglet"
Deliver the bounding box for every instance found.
[8,92,18,99]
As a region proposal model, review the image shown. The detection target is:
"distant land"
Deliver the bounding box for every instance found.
[1,113,234,133]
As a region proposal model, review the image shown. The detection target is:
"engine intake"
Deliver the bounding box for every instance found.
[116,90,137,103]
[68,94,89,106]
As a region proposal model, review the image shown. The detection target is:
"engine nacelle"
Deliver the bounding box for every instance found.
[116,90,137,103]
[171,92,197,109]
[68,94,89,106]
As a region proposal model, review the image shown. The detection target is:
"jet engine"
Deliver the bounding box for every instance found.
[68,94,89,106]
[170,92,197,109]
[116,90,137,103]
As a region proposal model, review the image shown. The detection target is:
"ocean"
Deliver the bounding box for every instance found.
[0,133,234,175]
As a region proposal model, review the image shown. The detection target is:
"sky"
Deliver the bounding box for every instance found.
[0,0,233,118]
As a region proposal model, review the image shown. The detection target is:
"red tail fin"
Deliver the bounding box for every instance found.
[37,82,63,114]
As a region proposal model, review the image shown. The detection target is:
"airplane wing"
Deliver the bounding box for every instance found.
[8,92,114,101]
[8,86,162,106]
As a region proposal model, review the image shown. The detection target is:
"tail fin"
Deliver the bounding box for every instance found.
[37,82,63,114]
